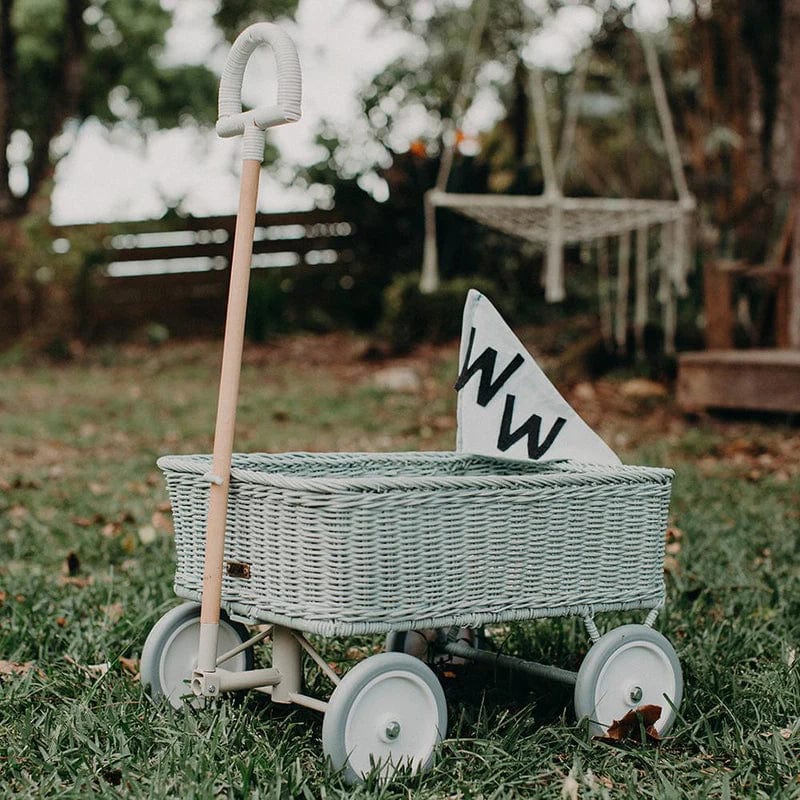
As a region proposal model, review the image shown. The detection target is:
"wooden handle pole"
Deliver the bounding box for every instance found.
[198,158,261,661]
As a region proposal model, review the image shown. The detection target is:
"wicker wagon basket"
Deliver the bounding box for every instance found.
[159,451,673,637]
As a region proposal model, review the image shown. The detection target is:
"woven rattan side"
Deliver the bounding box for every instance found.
[159,452,673,637]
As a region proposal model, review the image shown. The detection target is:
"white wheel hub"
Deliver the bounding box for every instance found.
[141,603,252,709]
[322,652,447,784]
[573,624,683,738]
[344,670,440,777]
[593,641,676,731]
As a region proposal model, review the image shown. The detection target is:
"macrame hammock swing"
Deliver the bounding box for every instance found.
[420,0,695,354]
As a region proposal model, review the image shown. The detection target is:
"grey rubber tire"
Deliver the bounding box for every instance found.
[574,623,683,737]
[140,602,253,709]
[322,652,448,785]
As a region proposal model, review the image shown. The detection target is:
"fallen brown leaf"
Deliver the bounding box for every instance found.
[119,656,139,679]
[65,655,110,678]
[560,775,580,800]
[71,513,105,528]
[664,555,680,576]
[151,511,173,534]
[58,575,94,588]
[0,660,35,678]
[596,705,662,744]
[620,378,668,399]
[101,521,121,538]
[101,603,124,624]
[666,526,684,542]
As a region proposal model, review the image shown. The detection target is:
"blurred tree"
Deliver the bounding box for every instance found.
[0,0,297,335]
[681,0,798,260]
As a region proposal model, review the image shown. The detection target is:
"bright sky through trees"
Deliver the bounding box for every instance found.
[50,0,686,224]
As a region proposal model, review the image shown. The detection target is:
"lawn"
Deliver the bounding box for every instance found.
[1,333,798,798]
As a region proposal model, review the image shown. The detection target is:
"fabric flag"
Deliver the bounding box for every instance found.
[456,289,620,465]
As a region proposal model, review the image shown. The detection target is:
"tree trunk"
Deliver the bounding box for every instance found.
[772,0,800,346]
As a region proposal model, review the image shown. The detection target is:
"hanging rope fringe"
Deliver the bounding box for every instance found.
[664,290,677,356]
[417,23,695,357]
[545,200,566,302]
[657,222,677,354]
[598,238,613,349]
[657,222,672,305]
[673,215,689,297]
[634,224,649,359]
[615,231,631,352]
[420,191,440,294]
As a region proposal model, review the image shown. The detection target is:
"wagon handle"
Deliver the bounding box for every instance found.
[216,22,302,161]
[196,23,301,674]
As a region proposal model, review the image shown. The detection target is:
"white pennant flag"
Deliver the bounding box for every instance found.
[456,290,620,465]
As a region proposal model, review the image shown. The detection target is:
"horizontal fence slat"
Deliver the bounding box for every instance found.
[107,235,354,264]
[57,208,359,338]
[56,209,350,236]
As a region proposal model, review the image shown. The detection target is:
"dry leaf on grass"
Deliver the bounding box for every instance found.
[664,555,680,576]
[620,378,668,399]
[71,513,105,528]
[101,603,124,624]
[119,656,139,679]
[64,655,110,678]
[560,775,580,800]
[0,660,35,678]
[151,511,173,535]
[102,521,121,538]
[595,704,662,744]
[59,575,94,588]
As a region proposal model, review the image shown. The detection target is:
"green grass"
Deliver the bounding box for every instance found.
[1,337,799,798]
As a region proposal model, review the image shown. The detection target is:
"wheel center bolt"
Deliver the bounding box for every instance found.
[385,720,401,740]
[629,686,643,703]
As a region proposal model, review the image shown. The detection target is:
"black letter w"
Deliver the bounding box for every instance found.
[454,327,524,407]
[498,395,566,459]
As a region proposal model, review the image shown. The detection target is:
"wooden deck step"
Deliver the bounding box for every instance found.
[677,349,800,413]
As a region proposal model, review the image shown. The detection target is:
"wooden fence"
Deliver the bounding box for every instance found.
[58,208,356,338]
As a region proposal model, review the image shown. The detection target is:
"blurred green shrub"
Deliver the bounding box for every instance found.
[379,272,503,353]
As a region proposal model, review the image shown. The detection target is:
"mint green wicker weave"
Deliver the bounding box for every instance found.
[158,451,673,637]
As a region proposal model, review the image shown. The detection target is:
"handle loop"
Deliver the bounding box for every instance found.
[216,22,302,161]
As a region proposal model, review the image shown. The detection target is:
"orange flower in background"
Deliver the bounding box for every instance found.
[455,129,466,144]
[409,140,427,158]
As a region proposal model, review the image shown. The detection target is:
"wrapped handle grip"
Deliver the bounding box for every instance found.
[216,23,302,160]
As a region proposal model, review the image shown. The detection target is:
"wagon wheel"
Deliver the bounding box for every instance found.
[322,652,447,784]
[574,623,683,737]
[141,602,253,709]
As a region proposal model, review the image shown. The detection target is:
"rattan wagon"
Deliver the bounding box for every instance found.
[141,24,683,786]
